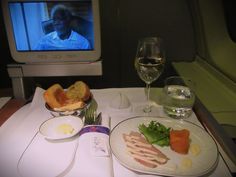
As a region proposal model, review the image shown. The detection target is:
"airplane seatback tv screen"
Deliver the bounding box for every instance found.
[2,0,101,63]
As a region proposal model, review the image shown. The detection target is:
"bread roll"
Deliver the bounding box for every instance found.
[43,84,67,108]
[43,81,91,111]
[66,81,91,101]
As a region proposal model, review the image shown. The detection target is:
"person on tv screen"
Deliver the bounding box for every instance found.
[35,4,91,50]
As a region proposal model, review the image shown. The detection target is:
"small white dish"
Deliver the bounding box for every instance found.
[39,115,84,140]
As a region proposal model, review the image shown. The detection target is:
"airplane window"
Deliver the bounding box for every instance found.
[223,0,236,42]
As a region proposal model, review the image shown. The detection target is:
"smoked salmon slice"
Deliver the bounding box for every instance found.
[170,129,190,154]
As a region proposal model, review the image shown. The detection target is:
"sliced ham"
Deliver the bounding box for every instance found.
[123,131,169,168]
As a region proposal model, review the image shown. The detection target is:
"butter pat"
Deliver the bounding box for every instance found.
[190,143,201,156]
[56,124,74,134]
[180,158,192,170]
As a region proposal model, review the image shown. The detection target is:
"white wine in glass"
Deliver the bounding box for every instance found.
[135,37,165,113]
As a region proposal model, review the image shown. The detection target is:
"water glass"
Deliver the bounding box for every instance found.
[162,76,195,119]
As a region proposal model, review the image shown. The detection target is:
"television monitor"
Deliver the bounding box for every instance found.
[1,0,101,63]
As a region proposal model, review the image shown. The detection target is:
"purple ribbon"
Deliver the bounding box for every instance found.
[79,125,110,136]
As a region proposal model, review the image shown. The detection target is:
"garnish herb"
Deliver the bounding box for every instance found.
[138,121,171,147]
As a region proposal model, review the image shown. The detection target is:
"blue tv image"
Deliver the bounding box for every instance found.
[9,1,94,51]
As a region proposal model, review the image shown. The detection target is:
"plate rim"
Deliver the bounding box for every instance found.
[109,115,219,177]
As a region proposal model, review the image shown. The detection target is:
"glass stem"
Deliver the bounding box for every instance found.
[144,83,151,113]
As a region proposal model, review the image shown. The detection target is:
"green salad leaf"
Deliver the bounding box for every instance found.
[138,121,171,147]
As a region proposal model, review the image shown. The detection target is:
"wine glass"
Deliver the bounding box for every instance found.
[134,37,165,113]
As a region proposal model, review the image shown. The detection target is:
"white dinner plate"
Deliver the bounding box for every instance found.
[109,116,219,177]
[39,115,84,140]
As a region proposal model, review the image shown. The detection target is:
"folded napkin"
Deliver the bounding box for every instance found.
[66,114,114,177]
[30,87,46,109]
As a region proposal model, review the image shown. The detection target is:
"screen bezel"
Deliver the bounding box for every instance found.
[2,0,101,63]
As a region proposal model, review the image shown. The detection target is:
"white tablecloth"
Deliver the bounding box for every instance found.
[0,87,233,177]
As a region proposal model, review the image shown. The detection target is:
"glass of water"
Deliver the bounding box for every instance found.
[162,76,195,119]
